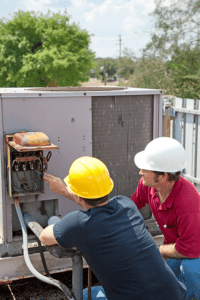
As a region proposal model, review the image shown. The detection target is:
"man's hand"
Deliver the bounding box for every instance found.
[44,174,69,197]
[159,244,188,259]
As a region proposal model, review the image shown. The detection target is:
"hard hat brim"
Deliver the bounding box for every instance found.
[63,175,74,194]
[134,151,154,171]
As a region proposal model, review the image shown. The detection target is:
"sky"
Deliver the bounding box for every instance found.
[1,0,157,58]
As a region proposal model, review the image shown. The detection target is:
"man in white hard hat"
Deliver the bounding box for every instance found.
[40,156,188,300]
[131,137,200,300]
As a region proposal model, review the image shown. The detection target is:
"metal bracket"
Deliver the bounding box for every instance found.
[168,107,175,117]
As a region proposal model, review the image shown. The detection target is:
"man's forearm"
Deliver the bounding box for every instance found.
[59,186,83,207]
[65,188,84,207]
[43,174,83,207]
[159,244,188,259]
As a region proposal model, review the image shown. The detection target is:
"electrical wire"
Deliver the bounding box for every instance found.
[23,170,33,192]
[14,199,75,300]
[30,169,38,191]
[11,172,24,193]
[35,236,51,278]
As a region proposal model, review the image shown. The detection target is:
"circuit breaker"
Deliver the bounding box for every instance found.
[6,132,58,197]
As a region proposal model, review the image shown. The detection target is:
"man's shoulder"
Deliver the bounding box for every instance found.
[110,195,138,209]
[110,195,131,203]
[178,176,200,195]
[174,177,200,212]
[57,210,81,227]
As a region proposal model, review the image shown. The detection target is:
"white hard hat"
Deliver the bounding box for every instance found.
[134,137,186,173]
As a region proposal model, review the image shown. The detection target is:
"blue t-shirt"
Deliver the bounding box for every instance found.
[54,196,187,300]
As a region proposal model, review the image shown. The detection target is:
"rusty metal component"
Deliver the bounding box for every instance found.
[5,132,58,197]
[8,141,58,152]
[15,156,37,163]
[43,157,48,172]
[6,135,13,197]
[46,151,52,162]
[6,133,58,152]
[0,280,13,285]
[13,132,51,147]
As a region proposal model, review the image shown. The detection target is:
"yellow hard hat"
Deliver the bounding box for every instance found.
[64,156,114,199]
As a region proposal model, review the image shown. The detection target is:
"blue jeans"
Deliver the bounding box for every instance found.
[166,258,200,299]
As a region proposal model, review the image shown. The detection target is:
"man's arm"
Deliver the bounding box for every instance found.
[39,224,58,246]
[43,174,83,207]
[131,180,148,209]
[159,244,188,259]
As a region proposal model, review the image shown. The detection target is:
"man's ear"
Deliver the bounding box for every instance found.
[78,197,84,203]
[162,172,169,182]
[78,197,86,208]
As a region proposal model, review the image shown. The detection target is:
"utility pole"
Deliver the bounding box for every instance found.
[119,35,122,79]
[104,59,107,86]
[119,34,122,59]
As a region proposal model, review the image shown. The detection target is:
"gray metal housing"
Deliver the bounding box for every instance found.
[0,86,162,281]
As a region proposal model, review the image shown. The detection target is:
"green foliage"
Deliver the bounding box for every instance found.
[127,56,167,89]
[128,46,200,99]
[145,0,200,58]
[165,45,200,98]
[91,50,135,81]
[116,48,135,79]
[95,58,118,79]
[134,0,200,98]
[0,10,95,87]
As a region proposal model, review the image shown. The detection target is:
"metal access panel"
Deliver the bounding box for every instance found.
[92,95,154,219]
[0,96,92,244]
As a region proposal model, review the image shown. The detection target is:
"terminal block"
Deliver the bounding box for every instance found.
[5,132,58,197]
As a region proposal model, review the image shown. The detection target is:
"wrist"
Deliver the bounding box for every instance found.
[62,186,70,198]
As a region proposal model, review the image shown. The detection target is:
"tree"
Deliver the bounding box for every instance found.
[129,46,200,99]
[139,0,200,98]
[144,0,200,58]
[117,48,135,79]
[96,58,118,79]
[0,10,95,87]
[127,56,167,90]
[165,45,200,98]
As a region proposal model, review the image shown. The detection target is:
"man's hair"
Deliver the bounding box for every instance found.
[82,195,109,207]
[153,171,181,183]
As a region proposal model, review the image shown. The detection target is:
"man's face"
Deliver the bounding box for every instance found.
[139,169,158,187]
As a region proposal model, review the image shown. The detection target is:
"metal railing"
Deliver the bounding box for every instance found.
[163,97,200,192]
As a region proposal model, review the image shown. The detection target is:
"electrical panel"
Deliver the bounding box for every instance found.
[6,132,58,197]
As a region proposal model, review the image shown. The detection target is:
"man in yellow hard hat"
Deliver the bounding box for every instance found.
[40,156,187,300]
[131,137,200,300]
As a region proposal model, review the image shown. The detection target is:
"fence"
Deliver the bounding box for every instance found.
[162,97,200,192]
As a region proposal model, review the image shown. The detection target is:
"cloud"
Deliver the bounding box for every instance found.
[82,0,154,34]
[19,0,72,14]
[66,0,156,57]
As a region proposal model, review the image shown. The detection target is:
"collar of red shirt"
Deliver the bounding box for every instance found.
[149,177,182,210]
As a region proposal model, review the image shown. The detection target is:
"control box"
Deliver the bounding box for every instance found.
[6,132,58,197]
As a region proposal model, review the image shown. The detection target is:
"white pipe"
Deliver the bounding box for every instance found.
[14,198,75,299]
